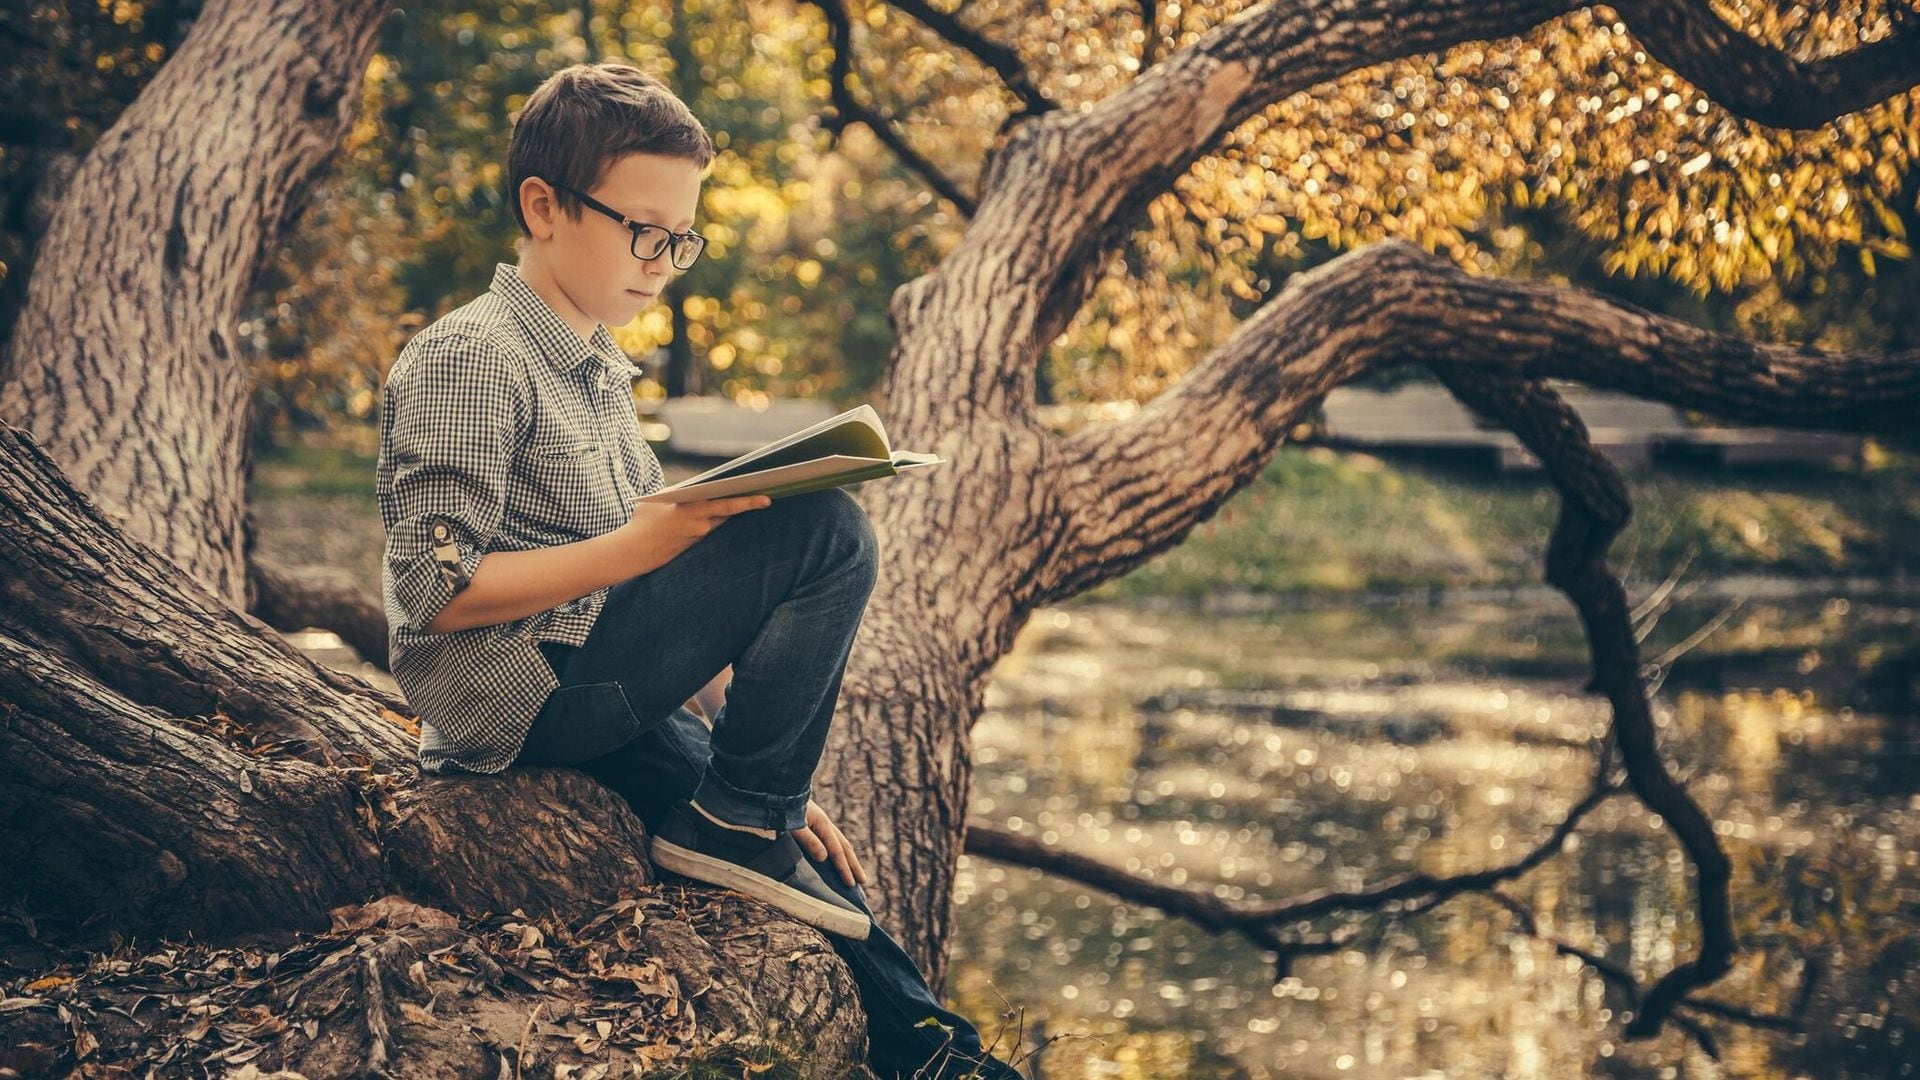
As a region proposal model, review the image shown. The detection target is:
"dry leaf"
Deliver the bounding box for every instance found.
[328,895,459,934]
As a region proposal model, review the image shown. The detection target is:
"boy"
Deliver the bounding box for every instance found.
[377,62,1022,1079]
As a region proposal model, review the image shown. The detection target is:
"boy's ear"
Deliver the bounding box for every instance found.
[520,176,559,240]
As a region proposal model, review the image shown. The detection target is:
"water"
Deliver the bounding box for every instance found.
[948,587,1919,1079]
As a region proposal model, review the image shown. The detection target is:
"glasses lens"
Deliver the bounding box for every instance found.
[672,234,705,270]
[630,225,673,261]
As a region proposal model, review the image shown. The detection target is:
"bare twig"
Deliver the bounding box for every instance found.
[885,0,1055,118]
[965,780,1621,948]
[1430,366,1736,1040]
[807,0,978,216]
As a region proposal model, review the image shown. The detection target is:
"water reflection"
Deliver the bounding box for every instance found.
[949,589,1919,1078]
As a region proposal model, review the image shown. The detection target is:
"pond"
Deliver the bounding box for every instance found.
[946,584,1918,1079]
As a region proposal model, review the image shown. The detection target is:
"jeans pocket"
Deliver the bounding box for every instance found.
[517,681,653,767]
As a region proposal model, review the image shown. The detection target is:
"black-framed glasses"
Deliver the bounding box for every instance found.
[542,178,707,270]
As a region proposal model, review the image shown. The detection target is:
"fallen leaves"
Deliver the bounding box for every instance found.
[0,888,738,1077]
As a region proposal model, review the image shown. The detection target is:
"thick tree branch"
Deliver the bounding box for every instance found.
[1616,0,1920,129]
[885,0,1920,423]
[1046,239,1914,605]
[248,554,391,671]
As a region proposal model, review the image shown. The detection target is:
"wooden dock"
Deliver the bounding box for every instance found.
[1312,382,1864,473]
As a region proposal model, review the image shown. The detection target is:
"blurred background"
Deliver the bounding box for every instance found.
[3,1,1915,1076]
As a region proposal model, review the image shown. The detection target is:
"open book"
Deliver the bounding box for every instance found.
[636,403,944,504]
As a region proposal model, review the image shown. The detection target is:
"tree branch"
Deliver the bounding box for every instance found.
[248,554,391,672]
[1428,366,1734,1040]
[808,0,978,216]
[883,0,1920,420]
[884,0,1055,119]
[964,777,1621,955]
[1046,239,1913,605]
[1615,0,1920,129]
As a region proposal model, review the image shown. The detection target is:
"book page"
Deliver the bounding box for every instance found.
[667,404,886,490]
[637,454,896,504]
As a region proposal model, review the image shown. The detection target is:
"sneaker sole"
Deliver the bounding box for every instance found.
[650,835,873,940]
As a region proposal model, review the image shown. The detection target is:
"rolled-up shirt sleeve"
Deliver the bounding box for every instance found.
[377,331,526,634]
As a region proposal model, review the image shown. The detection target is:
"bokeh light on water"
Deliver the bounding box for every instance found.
[946,590,1918,1078]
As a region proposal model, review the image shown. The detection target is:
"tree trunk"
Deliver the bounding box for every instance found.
[4,0,1917,1061]
[0,0,390,610]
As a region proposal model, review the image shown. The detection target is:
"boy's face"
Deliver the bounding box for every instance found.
[522,151,703,330]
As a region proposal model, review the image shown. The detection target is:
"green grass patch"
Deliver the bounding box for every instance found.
[252,442,381,497]
[1087,443,1920,601]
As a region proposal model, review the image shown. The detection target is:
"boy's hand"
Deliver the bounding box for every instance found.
[619,494,771,570]
[793,798,868,888]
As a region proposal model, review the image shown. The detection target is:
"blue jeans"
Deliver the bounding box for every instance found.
[512,489,1023,1079]
[516,487,876,831]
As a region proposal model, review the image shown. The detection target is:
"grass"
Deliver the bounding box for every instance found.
[252,437,1920,602]
[1083,442,1920,602]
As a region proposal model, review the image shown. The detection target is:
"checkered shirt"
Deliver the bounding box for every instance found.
[377,262,665,774]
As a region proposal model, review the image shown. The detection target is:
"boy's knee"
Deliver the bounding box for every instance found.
[822,489,879,579]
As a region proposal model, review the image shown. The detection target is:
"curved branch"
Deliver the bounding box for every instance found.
[1616,0,1920,129]
[1047,240,1914,603]
[964,778,1620,948]
[1429,366,1734,1040]
[885,0,1920,422]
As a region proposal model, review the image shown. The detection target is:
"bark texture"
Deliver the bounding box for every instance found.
[250,554,393,670]
[4,0,1917,1068]
[0,0,390,609]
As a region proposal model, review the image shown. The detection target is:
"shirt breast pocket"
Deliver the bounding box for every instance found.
[518,439,618,531]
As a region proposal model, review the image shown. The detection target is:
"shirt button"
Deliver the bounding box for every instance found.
[432,523,449,540]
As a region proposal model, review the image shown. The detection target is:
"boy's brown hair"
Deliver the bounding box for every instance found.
[506,62,716,236]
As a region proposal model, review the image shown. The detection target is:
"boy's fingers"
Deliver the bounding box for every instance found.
[821,819,866,886]
[820,828,857,887]
[792,826,827,861]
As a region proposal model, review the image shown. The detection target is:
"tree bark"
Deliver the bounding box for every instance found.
[0,0,390,609]
[4,0,1918,1065]
[249,554,394,670]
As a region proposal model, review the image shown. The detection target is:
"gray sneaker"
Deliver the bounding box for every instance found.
[648,798,873,940]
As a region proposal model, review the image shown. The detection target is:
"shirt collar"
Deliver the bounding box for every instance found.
[490,263,638,383]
